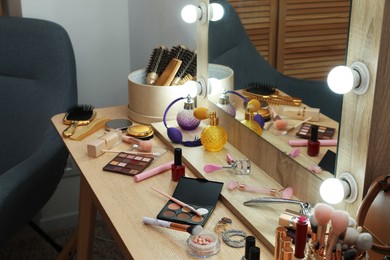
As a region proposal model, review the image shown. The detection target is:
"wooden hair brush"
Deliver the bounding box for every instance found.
[63,104,96,137]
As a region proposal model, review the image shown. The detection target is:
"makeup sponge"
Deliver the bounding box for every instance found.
[274,119,288,130]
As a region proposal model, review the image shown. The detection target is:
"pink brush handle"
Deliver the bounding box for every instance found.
[134,161,173,182]
[204,163,223,173]
[288,139,337,147]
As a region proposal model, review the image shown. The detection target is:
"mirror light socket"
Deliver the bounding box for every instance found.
[320,172,358,204]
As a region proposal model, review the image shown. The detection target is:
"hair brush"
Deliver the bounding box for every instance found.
[171,49,197,85]
[63,104,96,137]
[243,82,302,106]
[145,46,170,85]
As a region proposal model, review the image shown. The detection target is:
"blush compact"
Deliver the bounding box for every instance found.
[156,177,223,226]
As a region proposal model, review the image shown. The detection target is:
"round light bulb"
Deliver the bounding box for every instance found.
[327,66,355,94]
[183,80,199,98]
[320,178,345,204]
[208,77,222,95]
[181,5,199,24]
[209,3,224,21]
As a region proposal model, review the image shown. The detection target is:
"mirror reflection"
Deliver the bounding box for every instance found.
[208,0,350,174]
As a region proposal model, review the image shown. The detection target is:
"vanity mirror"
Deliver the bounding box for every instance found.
[205,0,347,183]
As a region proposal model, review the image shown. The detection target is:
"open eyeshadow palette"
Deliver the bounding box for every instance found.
[295,122,336,140]
[156,177,223,226]
[103,152,154,176]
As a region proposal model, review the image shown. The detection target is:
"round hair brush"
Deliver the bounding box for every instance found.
[146,46,169,85]
[171,49,197,86]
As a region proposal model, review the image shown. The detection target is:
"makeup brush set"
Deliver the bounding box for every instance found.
[145,45,197,86]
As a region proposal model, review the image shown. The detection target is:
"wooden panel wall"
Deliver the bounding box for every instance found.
[228,0,278,65]
[228,0,351,81]
[277,0,350,80]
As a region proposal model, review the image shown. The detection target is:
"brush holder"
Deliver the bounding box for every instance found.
[127,64,234,124]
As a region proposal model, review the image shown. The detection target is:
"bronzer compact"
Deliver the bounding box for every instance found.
[156,177,223,226]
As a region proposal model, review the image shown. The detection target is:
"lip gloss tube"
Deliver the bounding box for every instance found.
[134,161,173,182]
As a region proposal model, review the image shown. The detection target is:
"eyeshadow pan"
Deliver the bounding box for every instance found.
[168,203,181,210]
[177,212,190,220]
[103,152,154,176]
[162,210,176,217]
[191,215,204,223]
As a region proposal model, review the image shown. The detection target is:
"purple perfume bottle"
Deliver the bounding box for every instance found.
[176,95,200,130]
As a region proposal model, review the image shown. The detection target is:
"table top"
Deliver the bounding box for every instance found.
[51,105,275,259]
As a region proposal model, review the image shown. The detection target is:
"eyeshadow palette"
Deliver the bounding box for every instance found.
[296,123,336,140]
[103,152,154,176]
[157,177,223,226]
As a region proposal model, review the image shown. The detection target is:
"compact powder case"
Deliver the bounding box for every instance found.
[127,124,154,140]
[105,119,133,132]
[156,177,223,226]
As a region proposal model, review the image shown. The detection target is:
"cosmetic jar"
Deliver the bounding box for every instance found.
[187,232,221,258]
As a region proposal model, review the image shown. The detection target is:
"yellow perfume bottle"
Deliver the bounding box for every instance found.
[200,112,227,152]
[241,110,263,136]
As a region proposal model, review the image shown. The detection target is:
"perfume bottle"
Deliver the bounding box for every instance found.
[241,109,263,136]
[176,95,200,130]
[200,112,227,152]
[217,90,236,117]
[307,124,320,157]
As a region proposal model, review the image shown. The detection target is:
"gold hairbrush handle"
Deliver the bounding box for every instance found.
[63,121,79,137]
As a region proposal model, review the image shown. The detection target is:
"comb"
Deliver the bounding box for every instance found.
[243,82,303,106]
[70,117,111,141]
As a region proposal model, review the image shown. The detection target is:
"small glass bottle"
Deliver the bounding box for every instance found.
[176,95,200,130]
[307,124,320,157]
[200,112,227,152]
[241,110,263,136]
[171,147,185,181]
[217,90,236,117]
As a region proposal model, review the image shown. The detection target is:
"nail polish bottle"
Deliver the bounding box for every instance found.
[242,236,256,260]
[307,124,320,157]
[171,147,185,182]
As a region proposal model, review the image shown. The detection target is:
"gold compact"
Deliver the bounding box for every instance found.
[258,108,271,122]
[127,124,154,139]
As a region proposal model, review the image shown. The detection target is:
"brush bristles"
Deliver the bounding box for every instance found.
[146,46,169,75]
[245,82,276,95]
[187,225,203,236]
[66,104,94,120]
[175,49,197,78]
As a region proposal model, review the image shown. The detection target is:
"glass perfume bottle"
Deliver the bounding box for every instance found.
[200,112,227,152]
[176,95,200,130]
[217,90,236,117]
[241,109,263,136]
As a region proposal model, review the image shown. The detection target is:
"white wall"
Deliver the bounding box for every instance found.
[20,0,196,228]
[21,0,196,108]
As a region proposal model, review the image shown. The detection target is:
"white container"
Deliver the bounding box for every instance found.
[127,64,234,124]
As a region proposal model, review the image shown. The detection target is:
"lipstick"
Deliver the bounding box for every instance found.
[171,147,185,181]
[294,216,308,259]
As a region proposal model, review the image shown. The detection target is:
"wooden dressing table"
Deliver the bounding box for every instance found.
[52,105,290,259]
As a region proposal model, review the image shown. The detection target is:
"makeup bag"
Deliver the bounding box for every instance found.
[356,174,390,255]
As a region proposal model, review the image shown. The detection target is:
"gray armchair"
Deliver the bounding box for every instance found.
[209,0,343,122]
[0,16,77,247]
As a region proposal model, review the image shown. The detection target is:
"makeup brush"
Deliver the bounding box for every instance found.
[142,217,203,236]
[122,135,153,152]
[146,46,169,85]
[325,210,350,259]
[270,106,289,130]
[63,104,96,137]
[313,203,334,249]
[309,214,318,244]
[355,232,373,258]
[151,187,203,216]
[341,227,359,246]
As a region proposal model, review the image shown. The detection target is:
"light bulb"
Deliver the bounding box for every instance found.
[181,5,199,24]
[327,66,355,94]
[209,3,224,21]
[183,80,200,98]
[320,178,345,204]
[327,62,370,95]
[208,77,222,95]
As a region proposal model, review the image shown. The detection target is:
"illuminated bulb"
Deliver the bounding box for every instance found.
[208,77,222,95]
[327,61,370,95]
[209,3,224,21]
[320,178,345,204]
[183,80,200,98]
[320,172,358,204]
[181,5,200,24]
